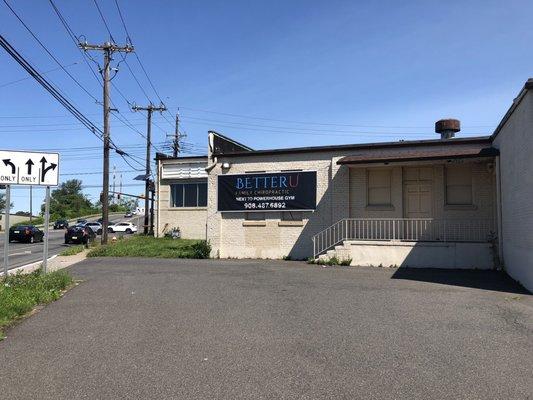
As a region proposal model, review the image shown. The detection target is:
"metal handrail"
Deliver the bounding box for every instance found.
[312,218,495,257]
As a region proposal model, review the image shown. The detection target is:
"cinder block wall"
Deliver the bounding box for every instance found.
[492,89,533,291]
[206,151,497,260]
[206,151,353,260]
[156,179,207,239]
[349,163,495,222]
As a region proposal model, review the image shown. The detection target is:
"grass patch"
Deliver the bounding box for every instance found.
[13,216,44,227]
[87,236,211,259]
[59,245,85,256]
[0,269,74,339]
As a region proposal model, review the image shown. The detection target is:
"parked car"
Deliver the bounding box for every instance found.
[65,224,96,245]
[53,219,69,230]
[124,211,133,218]
[77,219,88,225]
[97,218,103,224]
[9,225,44,243]
[84,221,102,235]
[108,222,137,234]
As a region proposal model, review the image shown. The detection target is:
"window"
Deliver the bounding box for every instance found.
[281,211,303,221]
[446,165,473,205]
[367,169,392,206]
[170,182,207,208]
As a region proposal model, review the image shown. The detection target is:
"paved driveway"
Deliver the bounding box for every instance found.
[0,259,531,399]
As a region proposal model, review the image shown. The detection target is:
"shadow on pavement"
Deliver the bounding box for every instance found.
[391,268,530,294]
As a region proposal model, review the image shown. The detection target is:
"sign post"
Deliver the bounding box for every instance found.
[1,150,59,276]
[42,186,51,273]
[3,185,10,276]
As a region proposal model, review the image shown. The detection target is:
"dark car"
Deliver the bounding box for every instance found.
[53,219,69,229]
[64,224,96,245]
[9,225,44,243]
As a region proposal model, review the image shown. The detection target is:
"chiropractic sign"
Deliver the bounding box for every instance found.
[217,171,317,212]
[0,150,59,186]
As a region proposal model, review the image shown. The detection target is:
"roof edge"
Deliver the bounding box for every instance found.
[491,78,533,140]
[155,152,208,161]
[214,136,492,158]
[208,130,254,152]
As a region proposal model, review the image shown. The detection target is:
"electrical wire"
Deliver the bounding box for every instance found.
[3,0,100,103]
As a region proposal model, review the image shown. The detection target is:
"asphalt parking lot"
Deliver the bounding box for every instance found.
[0,258,531,399]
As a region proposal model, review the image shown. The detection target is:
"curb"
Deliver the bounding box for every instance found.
[0,255,58,277]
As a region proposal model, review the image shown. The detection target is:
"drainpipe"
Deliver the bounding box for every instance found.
[495,156,504,268]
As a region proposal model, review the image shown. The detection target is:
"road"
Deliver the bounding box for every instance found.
[0,214,143,272]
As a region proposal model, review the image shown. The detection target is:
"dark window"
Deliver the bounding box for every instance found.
[184,184,198,207]
[170,182,207,208]
[171,184,184,207]
[198,183,207,207]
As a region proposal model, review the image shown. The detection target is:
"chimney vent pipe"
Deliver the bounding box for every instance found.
[435,119,460,139]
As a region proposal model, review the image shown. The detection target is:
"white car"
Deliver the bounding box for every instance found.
[108,222,138,234]
[84,222,103,235]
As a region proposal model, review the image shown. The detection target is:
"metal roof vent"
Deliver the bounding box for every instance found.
[435,119,460,139]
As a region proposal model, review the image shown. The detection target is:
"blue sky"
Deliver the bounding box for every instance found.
[1,0,533,212]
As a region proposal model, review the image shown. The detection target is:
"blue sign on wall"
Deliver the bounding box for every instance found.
[217,171,317,212]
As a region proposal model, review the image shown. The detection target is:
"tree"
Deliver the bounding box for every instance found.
[0,192,13,214]
[41,179,98,220]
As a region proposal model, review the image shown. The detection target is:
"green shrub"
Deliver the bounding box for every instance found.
[59,245,85,256]
[191,241,211,259]
[306,257,316,264]
[340,258,352,266]
[327,257,340,266]
[87,236,211,259]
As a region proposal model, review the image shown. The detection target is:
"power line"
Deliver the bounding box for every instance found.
[92,0,115,42]
[3,0,100,103]
[47,0,162,155]
[0,33,103,139]
[177,106,496,129]
[0,61,79,88]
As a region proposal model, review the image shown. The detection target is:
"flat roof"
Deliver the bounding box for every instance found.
[337,141,498,165]
[213,136,493,158]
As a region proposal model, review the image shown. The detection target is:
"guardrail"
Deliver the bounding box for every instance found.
[312,218,495,257]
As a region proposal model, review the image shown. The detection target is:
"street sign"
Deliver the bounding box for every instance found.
[1,150,59,276]
[0,150,59,186]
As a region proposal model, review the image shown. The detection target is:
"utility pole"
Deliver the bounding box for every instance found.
[132,103,166,235]
[170,111,186,157]
[79,41,133,244]
[173,112,179,157]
